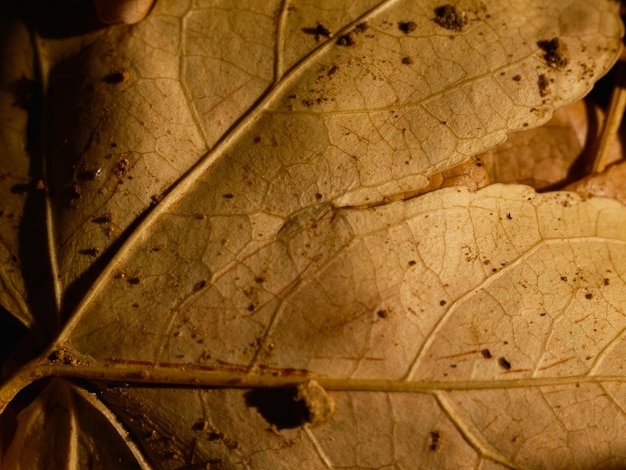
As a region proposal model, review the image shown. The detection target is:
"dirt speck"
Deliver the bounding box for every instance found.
[377,309,388,319]
[295,380,335,426]
[302,23,332,41]
[193,280,207,291]
[537,37,568,69]
[401,56,414,65]
[336,22,368,46]
[11,76,34,109]
[398,21,417,34]
[537,74,549,97]
[103,70,130,84]
[79,247,100,257]
[498,357,512,370]
[512,74,522,82]
[429,430,441,451]
[480,349,492,359]
[585,293,593,300]
[92,212,113,224]
[112,158,130,179]
[433,5,468,32]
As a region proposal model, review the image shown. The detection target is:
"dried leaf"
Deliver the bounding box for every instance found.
[0,0,624,468]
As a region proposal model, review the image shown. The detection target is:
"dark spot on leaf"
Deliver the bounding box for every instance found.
[79,247,100,257]
[498,357,511,370]
[11,76,34,109]
[92,213,113,224]
[77,168,102,180]
[537,37,568,68]
[512,74,522,81]
[433,5,468,32]
[560,276,568,282]
[585,293,593,299]
[336,33,356,46]
[302,23,332,41]
[604,278,610,286]
[439,300,447,306]
[377,309,388,319]
[315,23,331,37]
[537,74,549,96]
[480,349,492,359]
[429,431,441,451]
[112,158,130,178]
[327,64,338,76]
[336,22,367,46]
[506,212,512,220]
[247,304,255,311]
[408,260,417,266]
[103,71,129,84]
[540,312,547,316]
[253,135,262,143]
[222,193,234,199]
[401,56,414,65]
[127,277,141,285]
[245,388,311,429]
[398,21,417,34]
[193,280,207,291]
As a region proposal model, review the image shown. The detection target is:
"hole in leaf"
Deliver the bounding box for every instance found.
[244,388,310,429]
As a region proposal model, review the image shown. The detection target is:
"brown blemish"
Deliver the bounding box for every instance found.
[480,349,492,359]
[92,212,113,224]
[585,293,593,300]
[537,37,568,69]
[429,430,441,451]
[401,56,414,65]
[11,76,34,109]
[336,22,368,46]
[193,280,207,292]
[103,70,130,84]
[302,23,332,41]
[79,247,100,257]
[433,5,468,32]
[512,74,522,82]
[112,158,130,178]
[537,74,549,97]
[377,309,388,319]
[398,21,417,34]
[498,357,512,370]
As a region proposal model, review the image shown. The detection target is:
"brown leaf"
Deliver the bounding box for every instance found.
[0,1,624,468]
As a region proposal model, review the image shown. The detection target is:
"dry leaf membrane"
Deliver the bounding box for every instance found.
[0,0,623,469]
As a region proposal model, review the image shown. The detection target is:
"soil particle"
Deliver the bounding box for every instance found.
[433,5,468,32]
[295,380,335,426]
[398,21,417,34]
[537,74,549,97]
[336,22,368,46]
[498,357,512,370]
[429,430,441,451]
[537,37,568,69]
[103,70,130,84]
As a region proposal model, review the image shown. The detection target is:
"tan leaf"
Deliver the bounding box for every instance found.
[0,1,624,469]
